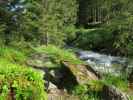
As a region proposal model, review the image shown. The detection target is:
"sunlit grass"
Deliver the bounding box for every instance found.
[0,47,27,64]
[102,74,128,92]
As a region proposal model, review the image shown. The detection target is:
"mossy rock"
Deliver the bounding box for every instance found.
[61,61,99,84]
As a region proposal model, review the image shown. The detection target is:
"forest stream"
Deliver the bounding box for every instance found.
[77,50,130,75]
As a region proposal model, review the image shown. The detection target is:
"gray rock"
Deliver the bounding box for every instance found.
[61,61,99,84]
[27,53,50,67]
[102,85,129,100]
[48,82,57,90]
[48,82,60,94]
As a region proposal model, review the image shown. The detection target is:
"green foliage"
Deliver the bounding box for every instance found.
[129,96,133,100]
[0,59,47,100]
[72,81,103,100]
[103,0,133,56]
[72,85,88,95]
[72,75,129,100]
[0,0,41,45]
[77,0,133,57]
[127,42,133,57]
[0,0,78,46]
[39,0,78,46]
[0,47,27,64]
[0,0,132,57]
[73,80,104,95]
[104,13,133,56]
[103,74,128,92]
[87,80,104,92]
[64,25,77,43]
[74,28,114,50]
[34,45,83,65]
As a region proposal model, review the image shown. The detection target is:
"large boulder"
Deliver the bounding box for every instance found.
[61,61,99,84]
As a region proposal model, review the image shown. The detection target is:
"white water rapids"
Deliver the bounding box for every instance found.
[77,50,132,75]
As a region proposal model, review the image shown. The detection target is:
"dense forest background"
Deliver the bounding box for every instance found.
[0,0,133,57]
[0,0,133,100]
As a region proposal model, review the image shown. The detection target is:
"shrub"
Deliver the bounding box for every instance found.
[0,59,47,100]
[127,42,133,57]
[74,28,114,50]
[87,80,104,92]
[72,80,104,100]
[72,85,88,95]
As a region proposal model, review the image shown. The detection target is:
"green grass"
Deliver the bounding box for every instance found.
[0,59,47,100]
[102,74,128,92]
[129,96,133,100]
[72,83,102,100]
[87,80,104,92]
[0,47,27,64]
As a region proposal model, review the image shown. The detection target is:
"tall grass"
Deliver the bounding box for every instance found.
[102,74,128,92]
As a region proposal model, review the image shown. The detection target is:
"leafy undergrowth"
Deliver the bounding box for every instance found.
[129,96,133,100]
[34,45,83,65]
[72,80,104,100]
[74,28,114,51]
[0,59,47,100]
[0,46,47,100]
[72,75,129,100]
[102,74,128,92]
[0,47,27,65]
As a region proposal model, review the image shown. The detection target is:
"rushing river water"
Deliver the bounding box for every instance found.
[77,50,132,76]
